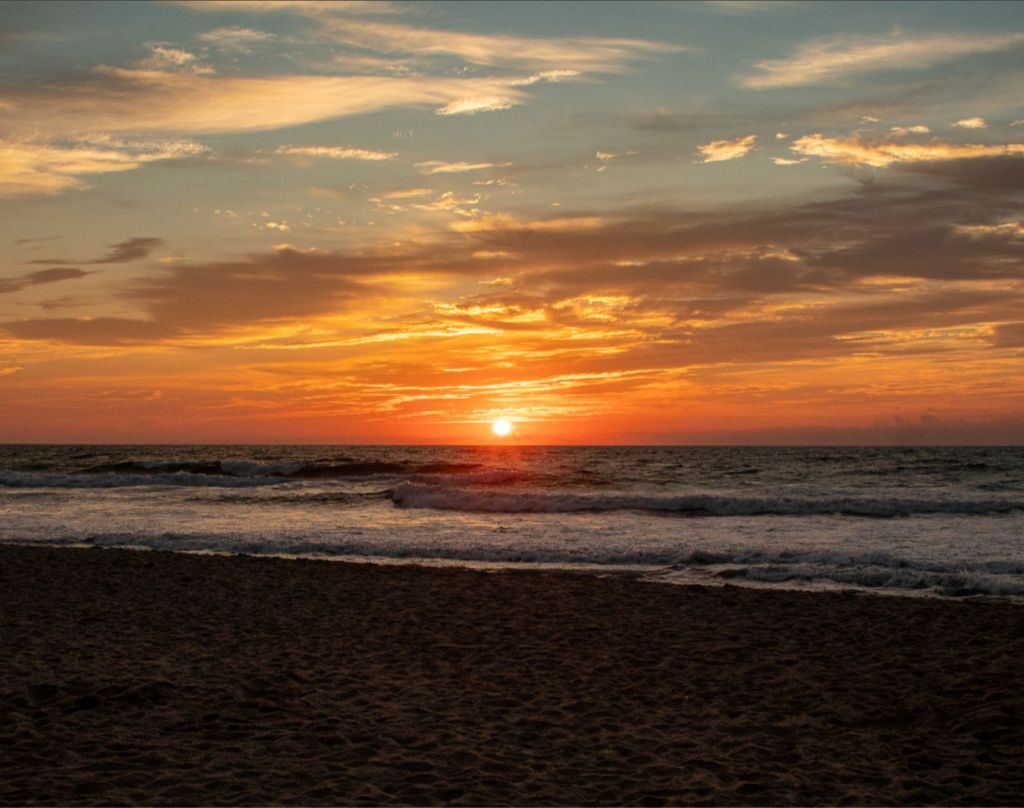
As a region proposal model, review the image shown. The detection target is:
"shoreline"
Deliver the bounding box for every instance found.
[2,543,1023,805]
[3,539,1020,606]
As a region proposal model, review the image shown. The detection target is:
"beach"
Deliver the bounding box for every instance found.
[1,544,1022,806]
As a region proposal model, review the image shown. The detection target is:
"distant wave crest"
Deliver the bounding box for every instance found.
[390,481,1024,517]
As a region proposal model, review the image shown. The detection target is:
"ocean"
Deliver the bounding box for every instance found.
[1,445,1022,600]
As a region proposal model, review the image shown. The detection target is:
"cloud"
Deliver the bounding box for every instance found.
[0,137,208,195]
[508,70,583,87]
[180,0,679,73]
[415,160,512,175]
[790,133,1024,167]
[0,11,676,200]
[97,237,165,264]
[3,250,372,344]
[382,188,432,199]
[29,237,163,266]
[901,155,1024,190]
[890,125,930,135]
[0,268,91,295]
[303,17,682,74]
[435,70,583,115]
[771,156,806,165]
[954,221,1024,239]
[138,45,200,71]
[594,150,637,172]
[696,134,757,163]
[196,26,276,52]
[176,1,402,14]
[952,117,988,129]
[740,31,1024,88]
[5,180,1024,373]
[275,145,397,160]
[697,1,800,14]
[2,69,538,140]
[435,96,517,116]
[992,322,1024,348]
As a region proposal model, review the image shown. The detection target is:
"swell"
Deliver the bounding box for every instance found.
[77,459,484,479]
[390,481,1024,517]
[0,461,499,489]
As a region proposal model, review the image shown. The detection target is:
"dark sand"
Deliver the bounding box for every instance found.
[1,545,1023,806]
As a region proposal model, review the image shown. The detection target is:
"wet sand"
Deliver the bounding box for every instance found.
[1,544,1022,806]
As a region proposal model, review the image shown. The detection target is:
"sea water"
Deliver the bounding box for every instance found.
[1,445,1022,600]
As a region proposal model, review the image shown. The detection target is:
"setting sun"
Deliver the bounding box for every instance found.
[492,419,513,437]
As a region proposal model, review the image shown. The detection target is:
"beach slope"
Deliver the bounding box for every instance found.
[1,545,1022,805]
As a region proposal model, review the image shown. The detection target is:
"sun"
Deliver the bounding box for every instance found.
[492,418,513,437]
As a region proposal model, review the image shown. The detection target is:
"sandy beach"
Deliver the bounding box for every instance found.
[1,545,1022,806]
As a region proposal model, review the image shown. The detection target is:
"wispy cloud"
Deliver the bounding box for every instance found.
[890,125,930,135]
[180,0,680,74]
[790,133,1024,167]
[138,45,201,71]
[275,145,397,160]
[176,1,402,14]
[415,161,512,175]
[0,268,91,295]
[697,1,801,15]
[0,137,208,195]
[382,188,433,199]
[28,237,164,266]
[740,31,1024,88]
[696,134,757,163]
[508,70,583,86]
[594,150,637,172]
[305,18,682,73]
[3,69,534,139]
[435,96,516,116]
[953,117,988,129]
[196,26,276,53]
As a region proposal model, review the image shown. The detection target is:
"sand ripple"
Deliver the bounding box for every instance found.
[1,545,1023,805]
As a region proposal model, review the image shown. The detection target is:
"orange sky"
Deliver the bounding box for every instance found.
[1,1,1023,444]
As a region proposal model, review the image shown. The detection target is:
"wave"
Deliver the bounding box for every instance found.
[75,459,484,479]
[0,461,494,489]
[0,470,285,489]
[390,482,1024,517]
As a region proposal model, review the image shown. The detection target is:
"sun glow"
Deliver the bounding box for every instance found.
[492,418,513,437]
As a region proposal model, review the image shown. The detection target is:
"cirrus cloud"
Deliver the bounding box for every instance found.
[740,31,1024,88]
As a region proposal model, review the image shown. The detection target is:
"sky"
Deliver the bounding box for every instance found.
[1,0,1023,444]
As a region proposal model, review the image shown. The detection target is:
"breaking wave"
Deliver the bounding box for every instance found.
[390,481,1024,518]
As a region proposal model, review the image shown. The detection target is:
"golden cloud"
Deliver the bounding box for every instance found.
[696,134,757,164]
[790,134,1024,167]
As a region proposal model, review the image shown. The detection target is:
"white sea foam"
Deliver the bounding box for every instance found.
[3,444,1023,601]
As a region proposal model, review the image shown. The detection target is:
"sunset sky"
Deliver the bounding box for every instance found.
[2,0,1023,444]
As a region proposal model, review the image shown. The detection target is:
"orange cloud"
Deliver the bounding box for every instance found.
[0,137,207,195]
